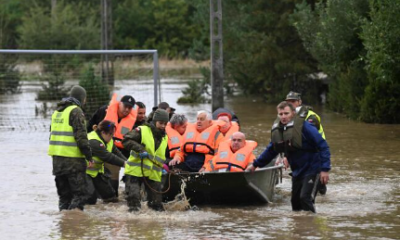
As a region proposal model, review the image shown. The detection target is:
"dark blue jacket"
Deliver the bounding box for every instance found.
[253,121,331,178]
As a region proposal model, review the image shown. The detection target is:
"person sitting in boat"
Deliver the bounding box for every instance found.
[201,132,257,172]
[217,114,240,141]
[86,120,127,205]
[165,114,188,159]
[212,107,240,125]
[168,110,224,172]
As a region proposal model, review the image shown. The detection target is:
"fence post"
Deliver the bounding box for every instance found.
[153,51,159,107]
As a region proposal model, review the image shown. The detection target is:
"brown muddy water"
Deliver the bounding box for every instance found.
[0,79,399,239]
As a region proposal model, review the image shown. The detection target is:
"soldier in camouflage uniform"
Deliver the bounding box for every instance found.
[123,109,169,212]
[48,85,93,211]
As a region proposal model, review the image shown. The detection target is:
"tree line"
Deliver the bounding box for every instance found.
[0,0,399,123]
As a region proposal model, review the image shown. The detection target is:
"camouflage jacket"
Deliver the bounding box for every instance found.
[89,132,127,167]
[122,123,166,154]
[52,98,92,175]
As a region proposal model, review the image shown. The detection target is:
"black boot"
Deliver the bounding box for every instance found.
[110,179,119,197]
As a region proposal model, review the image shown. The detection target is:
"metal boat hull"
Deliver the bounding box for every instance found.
[162,166,282,204]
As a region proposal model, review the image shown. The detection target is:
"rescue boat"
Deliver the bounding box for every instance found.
[162,165,283,205]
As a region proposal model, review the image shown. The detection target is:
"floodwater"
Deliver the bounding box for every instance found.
[0,79,399,240]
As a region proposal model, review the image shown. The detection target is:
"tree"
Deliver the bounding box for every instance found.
[114,0,201,58]
[17,1,101,100]
[360,0,400,123]
[18,2,99,50]
[223,1,318,102]
[79,64,110,118]
[292,0,370,118]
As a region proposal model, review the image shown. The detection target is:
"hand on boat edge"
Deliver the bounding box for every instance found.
[245,164,256,173]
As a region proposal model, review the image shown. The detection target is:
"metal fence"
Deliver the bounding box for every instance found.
[0,49,160,130]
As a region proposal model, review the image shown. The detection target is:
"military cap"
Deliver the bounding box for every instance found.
[285,91,301,101]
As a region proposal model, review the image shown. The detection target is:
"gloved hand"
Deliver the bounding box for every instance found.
[163,163,170,173]
[139,152,149,159]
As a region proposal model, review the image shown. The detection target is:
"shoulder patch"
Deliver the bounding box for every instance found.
[135,127,141,132]
[308,119,314,123]
[99,143,105,148]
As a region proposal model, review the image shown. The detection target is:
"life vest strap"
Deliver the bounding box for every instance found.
[216,161,246,171]
[183,142,215,155]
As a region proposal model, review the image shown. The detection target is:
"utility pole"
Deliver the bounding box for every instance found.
[101,0,114,86]
[210,0,224,111]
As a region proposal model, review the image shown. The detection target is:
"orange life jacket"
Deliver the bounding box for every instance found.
[165,122,185,158]
[207,139,257,172]
[182,122,222,156]
[104,93,138,149]
[220,121,240,141]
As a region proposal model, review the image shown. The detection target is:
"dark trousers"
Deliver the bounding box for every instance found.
[291,174,320,213]
[104,163,121,197]
[104,147,130,197]
[55,171,87,211]
[86,174,117,205]
[125,175,164,212]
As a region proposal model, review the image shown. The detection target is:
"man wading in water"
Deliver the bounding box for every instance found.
[247,101,331,213]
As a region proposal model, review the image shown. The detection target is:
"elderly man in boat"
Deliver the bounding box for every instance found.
[201,132,257,172]
[168,110,223,172]
[165,114,188,159]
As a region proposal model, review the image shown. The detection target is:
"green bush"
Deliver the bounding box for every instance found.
[177,79,209,104]
[222,0,317,102]
[114,0,201,58]
[293,0,370,118]
[37,70,68,101]
[78,65,110,118]
[18,1,99,50]
[360,0,400,123]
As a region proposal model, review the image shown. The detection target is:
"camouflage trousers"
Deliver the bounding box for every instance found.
[86,174,118,205]
[55,171,87,211]
[124,175,164,212]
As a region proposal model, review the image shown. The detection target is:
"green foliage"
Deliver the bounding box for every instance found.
[0,1,22,94]
[186,0,210,61]
[293,0,400,123]
[0,0,24,49]
[359,0,400,123]
[327,62,368,119]
[114,0,201,58]
[78,65,110,117]
[18,1,100,100]
[293,0,370,119]
[177,79,209,104]
[293,0,369,76]
[222,0,318,102]
[17,1,100,50]
[37,70,68,100]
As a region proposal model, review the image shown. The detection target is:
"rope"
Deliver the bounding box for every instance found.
[139,157,187,194]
